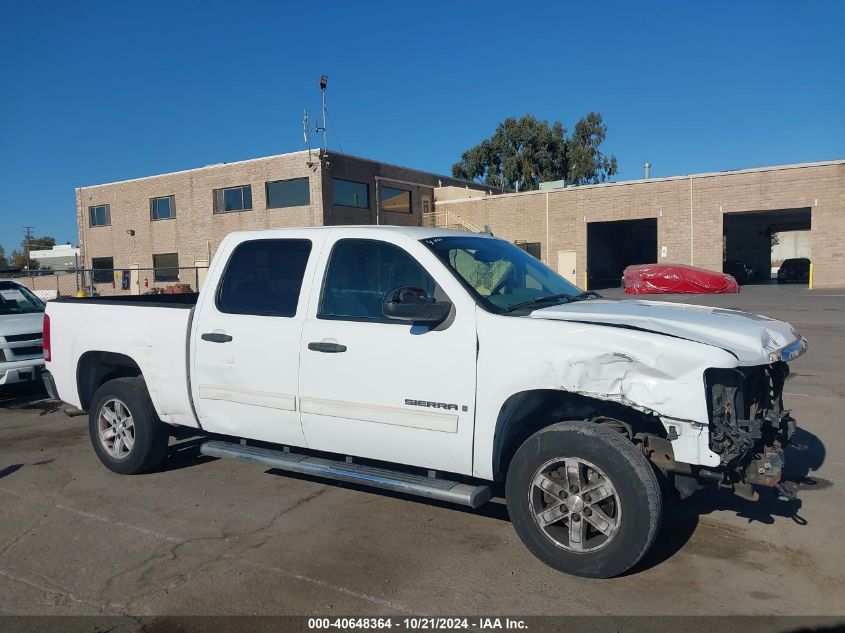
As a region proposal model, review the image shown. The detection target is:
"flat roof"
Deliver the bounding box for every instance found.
[324,150,495,191]
[224,225,494,241]
[77,148,488,191]
[30,248,79,257]
[436,158,845,204]
[77,150,315,189]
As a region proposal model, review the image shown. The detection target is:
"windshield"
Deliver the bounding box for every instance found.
[0,283,46,315]
[421,236,581,313]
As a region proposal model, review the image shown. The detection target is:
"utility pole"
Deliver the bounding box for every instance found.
[23,226,34,271]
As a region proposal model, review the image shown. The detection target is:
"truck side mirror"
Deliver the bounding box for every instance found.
[382,286,452,325]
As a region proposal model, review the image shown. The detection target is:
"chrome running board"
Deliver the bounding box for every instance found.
[200,440,492,508]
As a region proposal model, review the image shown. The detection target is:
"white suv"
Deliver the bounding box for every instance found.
[0,280,46,385]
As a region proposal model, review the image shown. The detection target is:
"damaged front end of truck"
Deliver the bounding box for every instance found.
[527,301,809,502]
[702,360,801,501]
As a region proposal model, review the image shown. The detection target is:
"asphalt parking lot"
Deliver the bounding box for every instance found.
[1,285,844,621]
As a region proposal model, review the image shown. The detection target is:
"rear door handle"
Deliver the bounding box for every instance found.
[201,332,233,343]
[308,341,347,353]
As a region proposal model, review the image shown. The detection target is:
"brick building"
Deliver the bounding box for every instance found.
[75,150,493,287]
[433,159,844,289]
[74,153,844,292]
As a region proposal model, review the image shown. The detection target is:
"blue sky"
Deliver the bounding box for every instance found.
[1,0,843,255]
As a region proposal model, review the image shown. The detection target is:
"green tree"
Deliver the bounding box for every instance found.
[10,250,35,270]
[452,113,617,191]
[10,235,56,270]
[28,235,56,251]
[566,113,618,186]
[0,245,7,269]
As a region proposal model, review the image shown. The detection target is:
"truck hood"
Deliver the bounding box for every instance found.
[529,299,804,366]
[0,312,44,338]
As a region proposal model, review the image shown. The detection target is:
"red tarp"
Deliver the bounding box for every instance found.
[623,264,740,295]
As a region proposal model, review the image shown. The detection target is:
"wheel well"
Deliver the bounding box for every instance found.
[77,351,142,411]
[492,389,667,479]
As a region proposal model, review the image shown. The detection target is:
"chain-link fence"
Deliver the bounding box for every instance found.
[0,267,209,300]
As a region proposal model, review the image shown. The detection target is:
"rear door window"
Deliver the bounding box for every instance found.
[216,239,312,317]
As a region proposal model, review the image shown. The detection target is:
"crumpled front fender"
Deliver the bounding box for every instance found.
[473,311,738,478]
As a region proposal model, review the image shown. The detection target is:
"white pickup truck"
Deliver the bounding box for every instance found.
[1,280,46,386]
[43,226,806,578]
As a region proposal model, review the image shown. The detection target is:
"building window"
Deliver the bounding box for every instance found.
[380,186,412,214]
[153,253,179,282]
[217,239,312,317]
[332,179,369,209]
[89,205,111,227]
[516,241,542,260]
[150,195,175,220]
[213,185,253,213]
[91,257,114,283]
[266,178,310,209]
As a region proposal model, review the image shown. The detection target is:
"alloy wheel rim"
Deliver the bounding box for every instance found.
[97,398,135,460]
[528,457,622,553]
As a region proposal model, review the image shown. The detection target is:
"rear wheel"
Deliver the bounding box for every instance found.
[505,421,662,578]
[88,377,169,475]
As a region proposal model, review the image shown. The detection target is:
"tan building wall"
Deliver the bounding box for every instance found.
[434,185,496,201]
[75,153,843,290]
[77,151,322,273]
[75,150,489,280]
[435,160,845,289]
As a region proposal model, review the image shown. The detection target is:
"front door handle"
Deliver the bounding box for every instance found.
[201,332,233,343]
[308,341,347,353]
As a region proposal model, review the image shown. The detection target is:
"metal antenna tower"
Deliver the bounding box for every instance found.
[303,108,314,167]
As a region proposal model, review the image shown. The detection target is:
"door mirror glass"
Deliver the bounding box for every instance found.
[382,286,451,325]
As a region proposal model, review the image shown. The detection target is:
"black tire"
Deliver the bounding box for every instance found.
[505,421,662,578]
[88,377,169,475]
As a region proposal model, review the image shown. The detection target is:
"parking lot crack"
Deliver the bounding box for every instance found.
[0,510,51,560]
[0,567,125,614]
[110,487,330,611]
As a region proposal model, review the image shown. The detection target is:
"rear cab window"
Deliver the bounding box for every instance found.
[216,239,312,317]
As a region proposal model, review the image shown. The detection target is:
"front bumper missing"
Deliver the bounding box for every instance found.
[693,362,801,501]
[728,406,800,500]
[741,445,796,499]
[669,432,797,502]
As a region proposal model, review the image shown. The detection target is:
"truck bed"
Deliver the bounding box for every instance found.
[46,297,199,428]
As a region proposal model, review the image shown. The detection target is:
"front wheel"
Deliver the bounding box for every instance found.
[89,377,170,475]
[505,421,662,578]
